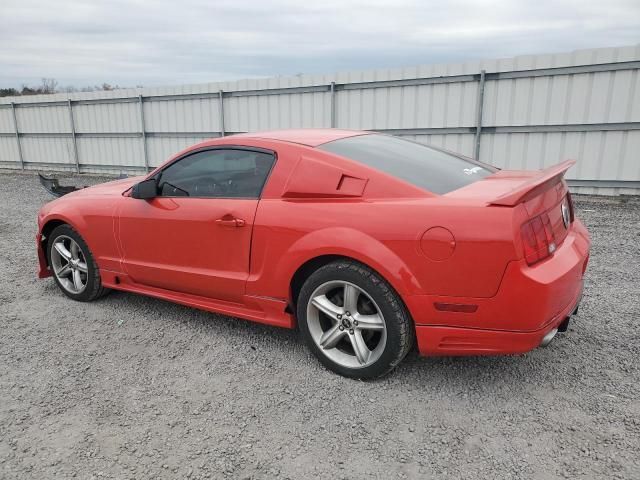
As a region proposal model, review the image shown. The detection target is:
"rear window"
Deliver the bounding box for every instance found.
[318,134,496,194]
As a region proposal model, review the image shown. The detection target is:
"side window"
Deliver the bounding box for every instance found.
[157,149,275,198]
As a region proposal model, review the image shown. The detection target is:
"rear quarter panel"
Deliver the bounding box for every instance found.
[248,197,521,301]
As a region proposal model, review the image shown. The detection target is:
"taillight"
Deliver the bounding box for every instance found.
[566,191,575,223]
[520,212,557,265]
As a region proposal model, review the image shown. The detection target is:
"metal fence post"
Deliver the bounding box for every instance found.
[67,99,80,173]
[473,70,486,161]
[10,102,24,170]
[330,82,336,128]
[218,90,225,136]
[138,95,149,172]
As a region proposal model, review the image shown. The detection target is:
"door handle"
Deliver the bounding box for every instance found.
[216,216,245,227]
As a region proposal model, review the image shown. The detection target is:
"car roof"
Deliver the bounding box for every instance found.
[231,129,367,147]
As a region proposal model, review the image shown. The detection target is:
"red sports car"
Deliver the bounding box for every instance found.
[36,129,590,378]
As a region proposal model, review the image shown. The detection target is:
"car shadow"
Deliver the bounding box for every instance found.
[89,288,578,389]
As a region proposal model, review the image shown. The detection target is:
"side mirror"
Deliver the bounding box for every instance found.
[131,178,158,199]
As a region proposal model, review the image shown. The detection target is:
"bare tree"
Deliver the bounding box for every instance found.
[0,79,135,97]
[40,78,58,94]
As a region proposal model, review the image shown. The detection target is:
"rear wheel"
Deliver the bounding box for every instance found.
[297,260,414,379]
[47,224,109,302]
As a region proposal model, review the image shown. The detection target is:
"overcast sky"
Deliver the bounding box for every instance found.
[1,0,639,89]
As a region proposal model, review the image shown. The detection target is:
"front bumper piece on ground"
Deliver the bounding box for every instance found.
[38,173,84,197]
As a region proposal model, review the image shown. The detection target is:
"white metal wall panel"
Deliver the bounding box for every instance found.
[144,98,220,133]
[482,133,570,171]
[16,105,70,133]
[20,136,73,164]
[73,101,139,133]
[0,137,19,164]
[223,96,248,132]
[77,137,144,168]
[224,91,328,132]
[482,71,640,127]
[608,69,639,123]
[337,81,480,130]
[615,130,640,181]
[0,108,15,133]
[480,130,640,183]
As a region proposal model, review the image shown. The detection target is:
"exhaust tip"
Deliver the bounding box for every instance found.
[540,328,558,348]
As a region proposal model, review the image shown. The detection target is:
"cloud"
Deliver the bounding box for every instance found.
[1,0,639,88]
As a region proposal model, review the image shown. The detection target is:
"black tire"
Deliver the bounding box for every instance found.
[47,224,110,302]
[297,260,414,379]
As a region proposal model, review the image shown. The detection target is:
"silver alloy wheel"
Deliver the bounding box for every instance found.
[306,280,387,369]
[50,235,88,294]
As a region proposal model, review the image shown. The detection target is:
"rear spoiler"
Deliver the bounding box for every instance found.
[489,160,575,206]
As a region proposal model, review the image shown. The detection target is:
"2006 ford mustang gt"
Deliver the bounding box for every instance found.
[37,129,590,378]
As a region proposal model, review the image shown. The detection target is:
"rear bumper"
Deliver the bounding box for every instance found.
[407,219,590,356]
[415,287,582,355]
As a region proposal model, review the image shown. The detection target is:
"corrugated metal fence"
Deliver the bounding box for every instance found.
[1,45,639,195]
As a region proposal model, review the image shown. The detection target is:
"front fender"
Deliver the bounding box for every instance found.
[37,195,120,274]
[39,210,89,236]
[37,203,93,278]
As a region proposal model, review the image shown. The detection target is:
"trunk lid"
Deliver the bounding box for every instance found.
[446,160,573,208]
[447,160,575,253]
[485,160,574,207]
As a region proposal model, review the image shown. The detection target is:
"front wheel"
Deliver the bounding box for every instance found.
[47,224,109,302]
[297,260,414,379]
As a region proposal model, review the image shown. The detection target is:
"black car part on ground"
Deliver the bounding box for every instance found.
[38,173,129,197]
[38,173,84,197]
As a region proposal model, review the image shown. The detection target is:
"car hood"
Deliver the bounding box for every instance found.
[67,176,144,198]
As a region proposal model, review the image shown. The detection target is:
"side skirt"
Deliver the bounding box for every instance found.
[100,270,295,329]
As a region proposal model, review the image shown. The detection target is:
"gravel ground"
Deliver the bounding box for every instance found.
[1,170,639,480]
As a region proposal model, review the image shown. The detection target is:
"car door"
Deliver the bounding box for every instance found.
[117,147,276,303]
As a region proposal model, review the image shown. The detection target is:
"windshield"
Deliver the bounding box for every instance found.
[318,134,496,194]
